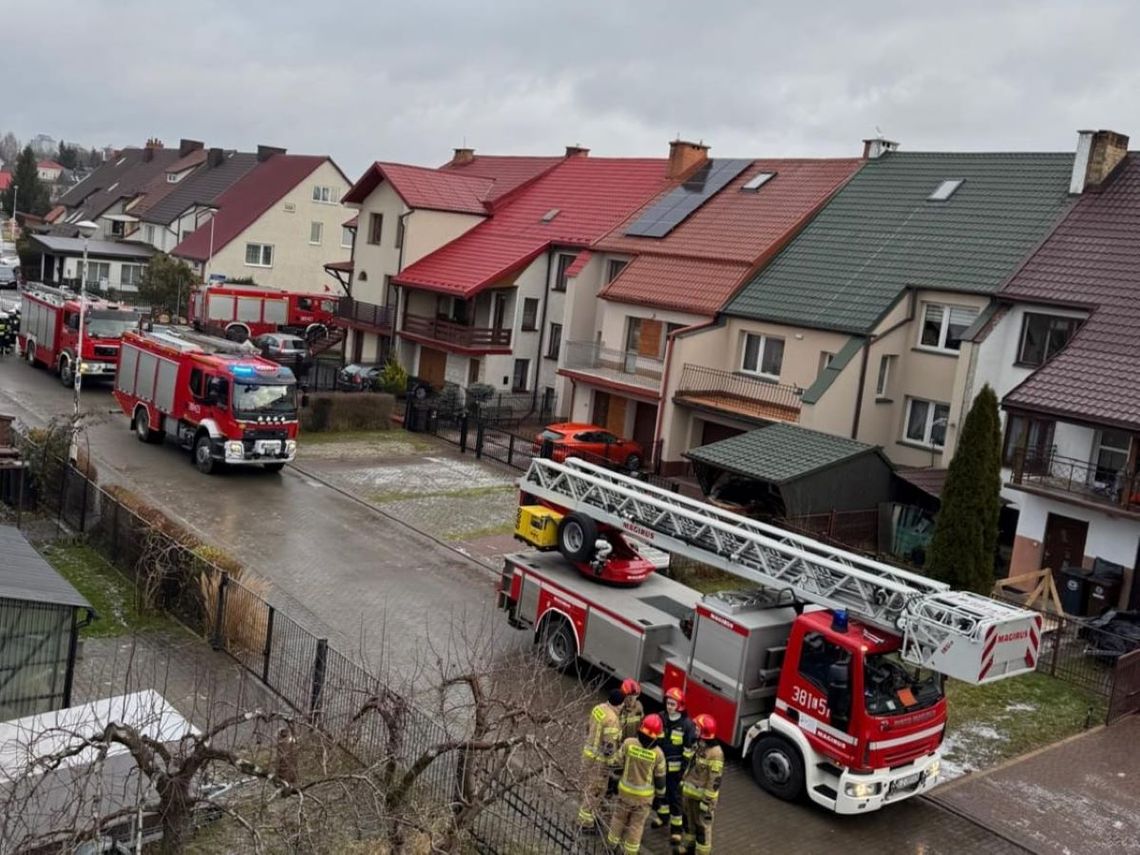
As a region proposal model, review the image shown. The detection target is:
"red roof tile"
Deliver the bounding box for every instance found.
[564,250,592,278]
[597,158,862,313]
[1002,154,1140,430]
[37,160,64,171]
[439,154,563,204]
[393,157,670,297]
[342,162,493,213]
[0,171,10,191]
[173,155,331,261]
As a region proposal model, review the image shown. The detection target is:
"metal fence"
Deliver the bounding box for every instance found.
[6,432,604,853]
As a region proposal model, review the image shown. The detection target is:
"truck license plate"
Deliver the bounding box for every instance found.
[257,441,282,454]
[890,772,922,793]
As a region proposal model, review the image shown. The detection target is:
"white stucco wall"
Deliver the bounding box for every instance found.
[1009,491,1140,569]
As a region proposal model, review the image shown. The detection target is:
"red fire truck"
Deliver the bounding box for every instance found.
[188,283,338,343]
[500,458,1042,814]
[18,284,144,386]
[112,326,299,474]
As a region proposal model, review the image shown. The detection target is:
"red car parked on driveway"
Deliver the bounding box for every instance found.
[534,422,644,471]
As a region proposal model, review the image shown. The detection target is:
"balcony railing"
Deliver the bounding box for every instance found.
[337,297,395,332]
[560,341,664,392]
[673,363,802,423]
[402,312,512,350]
[1011,449,1140,513]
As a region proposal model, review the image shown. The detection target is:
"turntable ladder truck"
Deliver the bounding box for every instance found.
[499,457,1043,814]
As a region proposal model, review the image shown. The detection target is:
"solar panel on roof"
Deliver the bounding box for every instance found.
[625,158,752,238]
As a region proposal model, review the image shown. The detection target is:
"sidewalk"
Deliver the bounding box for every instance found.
[930,715,1140,855]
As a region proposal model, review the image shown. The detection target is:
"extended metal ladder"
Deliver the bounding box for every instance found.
[521,458,1041,684]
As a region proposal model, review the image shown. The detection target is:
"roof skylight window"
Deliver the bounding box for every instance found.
[541,208,560,223]
[741,172,776,192]
[929,179,964,201]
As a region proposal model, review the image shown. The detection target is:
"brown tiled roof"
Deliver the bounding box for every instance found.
[1001,154,1140,430]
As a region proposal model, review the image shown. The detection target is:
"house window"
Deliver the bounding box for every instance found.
[904,398,950,448]
[521,298,539,331]
[395,217,405,250]
[606,259,628,283]
[83,262,110,286]
[512,359,530,393]
[1094,429,1132,484]
[919,303,978,352]
[144,224,155,243]
[341,226,354,248]
[741,332,784,380]
[1002,414,1055,469]
[1017,313,1081,367]
[546,323,562,359]
[312,185,338,204]
[875,355,896,398]
[244,243,273,267]
[368,213,383,245]
[120,264,145,289]
[309,222,323,245]
[553,253,574,292]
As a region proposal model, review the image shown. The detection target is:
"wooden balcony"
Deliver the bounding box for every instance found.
[673,363,801,424]
[337,297,395,333]
[1010,449,1140,518]
[401,312,512,353]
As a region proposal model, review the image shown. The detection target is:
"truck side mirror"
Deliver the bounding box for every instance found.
[827,662,852,730]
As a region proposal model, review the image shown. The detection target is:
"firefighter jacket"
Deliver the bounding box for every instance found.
[615,736,666,804]
[619,697,644,741]
[682,741,725,809]
[661,712,697,775]
[583,703,622,766]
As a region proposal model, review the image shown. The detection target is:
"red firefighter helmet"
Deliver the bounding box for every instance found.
[664,687,685,710]
[621,678,641,697]
[639,713,665,739]
[693,714,717,740]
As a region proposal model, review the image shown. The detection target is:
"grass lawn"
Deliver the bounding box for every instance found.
[39,541,172,638]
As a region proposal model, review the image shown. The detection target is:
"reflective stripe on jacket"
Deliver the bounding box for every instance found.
[619,698,644,741]
[660,713,697,774]
[583,703,622,764]
[616,737,666,803]
[681,743,725,803]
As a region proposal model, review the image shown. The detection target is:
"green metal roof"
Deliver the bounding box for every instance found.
[724,152,1076,333]
[800,335,865,405]
[684,423,887,484]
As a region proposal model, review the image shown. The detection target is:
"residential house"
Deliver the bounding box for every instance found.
[0,171,10,192]
[24,233,155,291]
[171,149,351,293]
[950,131,1140,602]
[664,139,1077,473]
[36,160,64,182]
[335,150,563,364]
[556,141,862,455]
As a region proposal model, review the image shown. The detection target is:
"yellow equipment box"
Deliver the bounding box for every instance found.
[516,505,562,549]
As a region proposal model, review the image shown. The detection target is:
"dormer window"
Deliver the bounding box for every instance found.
[928,179,964,201]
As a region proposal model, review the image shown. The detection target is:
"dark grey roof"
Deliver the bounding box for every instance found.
[0,525,92,610]
[54,148,184,233]
[27,235,155,260]
[137,152,259,225]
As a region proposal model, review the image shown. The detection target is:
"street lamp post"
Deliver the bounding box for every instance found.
[71,220,99,462]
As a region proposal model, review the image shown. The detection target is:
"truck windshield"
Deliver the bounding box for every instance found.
[85,311,142,338]
[232,382,297,419]
[863,652,943,716]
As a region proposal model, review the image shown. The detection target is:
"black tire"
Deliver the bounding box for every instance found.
[194,434,217,474]
[624,453,642,472]
[750,735,805,802]
[557,512,598,563]
[225,325,249,342]
[541,617,577,671]
[59,356,73,388]
[263,462,286,472]
[134,407,164,444]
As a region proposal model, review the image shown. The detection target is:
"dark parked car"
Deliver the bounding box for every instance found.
[336,363,384,391]
[252,333,310,368]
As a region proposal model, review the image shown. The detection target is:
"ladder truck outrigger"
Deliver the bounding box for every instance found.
[499,458,1044,814]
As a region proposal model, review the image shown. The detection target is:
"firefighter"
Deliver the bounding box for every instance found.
[0,310,11,355]
[652,686,696,846]
[606,712,666,855]
[679,714,724,855]
[577,688,624,833]
[619,678,644,740]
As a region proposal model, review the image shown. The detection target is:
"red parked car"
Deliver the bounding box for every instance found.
[534,423,644,472]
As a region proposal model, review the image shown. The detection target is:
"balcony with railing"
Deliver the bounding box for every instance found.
[336,297,395,333]
[1010,448,1140,517]
[672,363,802,423]
[401,312,512,353]
[559,341,664,395]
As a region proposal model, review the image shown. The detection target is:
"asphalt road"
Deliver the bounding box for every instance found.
[0,354,499,681]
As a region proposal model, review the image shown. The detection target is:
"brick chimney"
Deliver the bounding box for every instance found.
[450,147,476,165]
[207,147,225,168]
[862,137,900,159]
[257,145,287,162]
[565,145,590,158]
[179,138,204,157]
[667,139,709,178]
[1070,129,1129,194]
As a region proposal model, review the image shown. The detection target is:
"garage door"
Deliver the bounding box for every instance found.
[701,420,744,446]
[419,347,447,389]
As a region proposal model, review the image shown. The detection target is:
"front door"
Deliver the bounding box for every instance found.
[351,330,364,364]
[1042,513,1089,581]
[592,391,610,427]
[419,347,447,389]
[492,293,507,331]
[633,401,657,450]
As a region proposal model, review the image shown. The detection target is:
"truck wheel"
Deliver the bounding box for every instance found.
[751,735,805,802]
[557,512,597,563]
[59,357,73,388]
[541,617,577,671]
[263,462,285,472]
[134,408,164,444]
[194,434,217,474]
[225,325,249,342]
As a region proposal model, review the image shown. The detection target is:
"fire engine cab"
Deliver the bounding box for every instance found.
[188,283,338,342]
[113,326,299,474]
[18,284,144,386]
[499,458,1043,814]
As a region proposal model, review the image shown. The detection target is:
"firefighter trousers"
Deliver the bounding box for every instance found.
[577,759,610,828]
[655,770,685,841]
[681,795,714,855]
[606,796,653,854]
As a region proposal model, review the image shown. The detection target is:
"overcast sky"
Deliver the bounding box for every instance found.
[5,0,1139,179]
